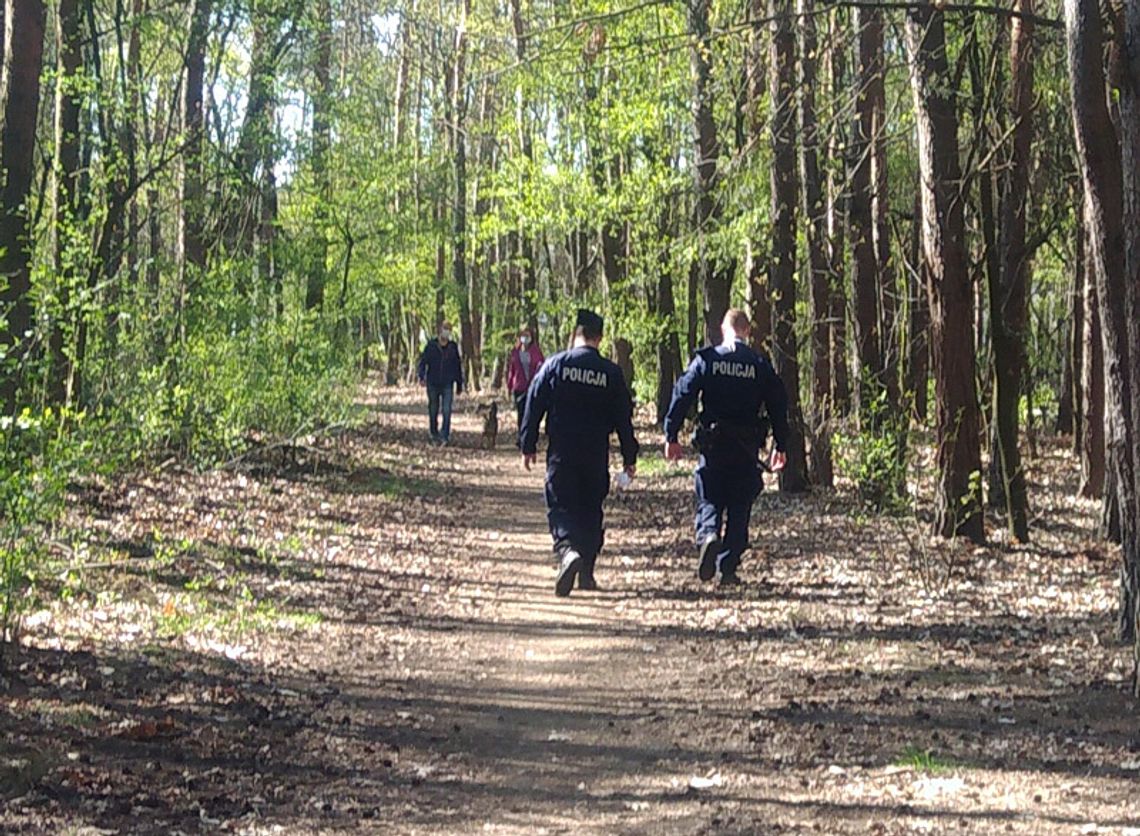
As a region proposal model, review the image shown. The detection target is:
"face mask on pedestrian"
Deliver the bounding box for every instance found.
[520,335,531,347]
[439,329,451,342]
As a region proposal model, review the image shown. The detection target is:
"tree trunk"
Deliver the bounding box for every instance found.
[392,0,414,179]
[687,256,699,355]
[745,0,770,353]
[451,0,475,388]
[851,5,885,422]
[746,240,772,352]
[1079,243,1105,498]
[49,0,83,404]
[871,23,898,413]
[1064,0,1137,643]
[241,9,281,304]
[769,0,808,492]
[510,0,539,342]
[690,0,728,345]
[799,0,833,488]
[906,1,984,542]
[307,0,332,311]
[124,0,144,319]
[146,89,165,356]
[825,8,850,415]
[989,0,1034,543]
[177,0,211,344]
[1116,0,1140,664]
[907,193,930,421]
[655,205,682,425]
[0,0,46,410]
[1056,228,1082,439]
[966,20,1006,511]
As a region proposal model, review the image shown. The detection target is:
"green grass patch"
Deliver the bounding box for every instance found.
[893,746,959,773]
[156,582,322,640]
[635,450,690,479]
[337,466,443,498]
[46,704,104,729]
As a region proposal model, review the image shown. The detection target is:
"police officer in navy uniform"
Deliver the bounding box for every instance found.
[520,309,639,597]
[663,309,788,586]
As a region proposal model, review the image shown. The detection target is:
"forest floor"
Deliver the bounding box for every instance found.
[3,381,1140,835]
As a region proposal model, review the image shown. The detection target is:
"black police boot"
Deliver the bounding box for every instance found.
[698,535,721,582]
[555,549,583,597]
[718,570,742,587]
[578,556,599,591]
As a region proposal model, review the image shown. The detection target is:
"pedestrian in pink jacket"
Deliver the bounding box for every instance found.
[507,326,544,446]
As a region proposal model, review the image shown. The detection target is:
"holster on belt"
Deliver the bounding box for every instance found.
[691,421,763,458]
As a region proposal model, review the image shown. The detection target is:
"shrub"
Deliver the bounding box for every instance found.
[0,408,85,664]
[834,392,911,513]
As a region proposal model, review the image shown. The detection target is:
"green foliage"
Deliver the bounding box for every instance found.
[0,408,87,663]
[635,449,689,479]
[893,746,959,773]
[835,390,911,514]
[97,309,358,466]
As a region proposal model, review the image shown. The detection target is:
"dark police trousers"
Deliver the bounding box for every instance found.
[695,445,760,576]
[545,450,609,571]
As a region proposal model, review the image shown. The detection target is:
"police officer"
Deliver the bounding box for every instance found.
[521,309,639,597]
[663,309,788,586]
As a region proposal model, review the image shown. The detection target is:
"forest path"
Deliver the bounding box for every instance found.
[318,386,765,834]
[299,385,1139,834]
[4,382,1140,834]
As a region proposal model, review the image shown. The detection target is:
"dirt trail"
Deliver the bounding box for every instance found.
[297,389,1140,834]
[4,384,1140,834]
[322,393,757,833]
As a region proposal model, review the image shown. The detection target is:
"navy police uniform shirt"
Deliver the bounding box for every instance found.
[663,339,790,451]
[520,345,639,467]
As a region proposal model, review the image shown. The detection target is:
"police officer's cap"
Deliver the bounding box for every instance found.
[575,308,604,335]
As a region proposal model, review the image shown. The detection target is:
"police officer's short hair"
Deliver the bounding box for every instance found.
[722,308,751,334]
[574,309,604,341]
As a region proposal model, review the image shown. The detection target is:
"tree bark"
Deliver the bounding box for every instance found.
[510,0,539,341]
[1064,0,1137,643]
[0,0,46,410]
[146,88,166,355]
[800,0,833,488]
[907,193,930,421]
[989,0,1034,542]
[851,5,886,421]
[177,0,211,343]
[690,0,729,345]
[769,0,808,492]
[1056,228,1082,439]
[906,1,984,542]
[49,0,83,404]
[1116,0,1140,664]
[451,0,475,386]
[825,8,850,414]
[1078,241,1105,498]
[306,0,332,311]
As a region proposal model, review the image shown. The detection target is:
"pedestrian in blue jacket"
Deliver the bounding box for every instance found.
[417,321,464,446]
[521,309,639,596]
[663,308,788,586]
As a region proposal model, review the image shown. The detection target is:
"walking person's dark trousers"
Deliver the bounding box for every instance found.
[544,451,609,572]
[694,453,760,576]
[427,384,454,441]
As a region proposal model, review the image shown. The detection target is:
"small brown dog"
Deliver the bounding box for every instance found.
[477,401,499,450]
